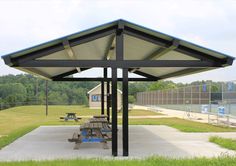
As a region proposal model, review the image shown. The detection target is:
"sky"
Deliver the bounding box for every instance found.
[0,0,236,83]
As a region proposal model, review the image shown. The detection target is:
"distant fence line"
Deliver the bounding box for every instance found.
[136,81,236,116]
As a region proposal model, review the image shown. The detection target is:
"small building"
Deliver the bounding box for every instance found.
[87,83,122,109]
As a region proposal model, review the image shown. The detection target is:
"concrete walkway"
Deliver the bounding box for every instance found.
[133,105,236,126]
[0,125,236,161]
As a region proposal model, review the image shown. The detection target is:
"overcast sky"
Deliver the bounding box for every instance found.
[0,0,235,83]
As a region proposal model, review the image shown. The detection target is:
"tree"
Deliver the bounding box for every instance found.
[148,81,177,91]
[0,83,26,102]
[128,95,136,104]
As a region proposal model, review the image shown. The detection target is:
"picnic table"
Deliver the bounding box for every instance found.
[68,117,111,149]
[60,113,81,122]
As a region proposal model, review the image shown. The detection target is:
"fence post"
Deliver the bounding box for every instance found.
[227,103,230,127]
[177,88,179,105]
[208,83,211,124]
[162,90,164,105]
[171,89,173,105]
[191,86,193,114]
[221,82,224,126]
[199,85,201,105]
[222,82,224,103]
[183,87,185,104]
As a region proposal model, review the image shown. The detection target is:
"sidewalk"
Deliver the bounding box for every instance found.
[133,105,236,127]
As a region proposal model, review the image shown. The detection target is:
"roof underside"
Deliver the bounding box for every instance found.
[1,19,234,81]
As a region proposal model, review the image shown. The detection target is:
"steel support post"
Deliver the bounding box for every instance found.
[107,80,110,122]
[122,68,129,156]
[112,67,118,156]
[101,80,105,115]
[103,68,109,121]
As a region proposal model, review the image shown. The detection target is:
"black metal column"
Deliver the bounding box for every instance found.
[107,81,110,122]
[101,79,105,115]
[122,68,129,156]
[104,68,110,122]
[111,67,118,156]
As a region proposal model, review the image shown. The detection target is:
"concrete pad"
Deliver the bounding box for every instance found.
[0,125,236,161]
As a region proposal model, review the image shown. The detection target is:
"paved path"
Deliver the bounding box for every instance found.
[0,125,236,161]
[133,105,236,126]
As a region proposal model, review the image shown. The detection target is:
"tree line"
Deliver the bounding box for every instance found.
[0,74,232,109]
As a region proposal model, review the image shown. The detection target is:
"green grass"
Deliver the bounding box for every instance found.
[0,105,161,135]
[209,136,236,151]
[1,156,236,166]
[0,125,38,149]
[1,105,236,149]
[128,118,236,132]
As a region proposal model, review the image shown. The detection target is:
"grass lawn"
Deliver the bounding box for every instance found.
[1,156,236,166]
[0,105,236,149]
[209,136,236,151]
[128,118,236,132]
[0,105,161,135]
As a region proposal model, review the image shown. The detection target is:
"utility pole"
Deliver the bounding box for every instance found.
[45,80,48,116]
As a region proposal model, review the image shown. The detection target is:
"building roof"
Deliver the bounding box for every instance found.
[87,83,122,94]
[1,19,234,80]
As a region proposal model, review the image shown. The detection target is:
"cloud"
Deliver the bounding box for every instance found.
[0,0,236,82]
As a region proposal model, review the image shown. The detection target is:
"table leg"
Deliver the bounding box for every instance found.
[102,141,109,149]
[74,142,81,150]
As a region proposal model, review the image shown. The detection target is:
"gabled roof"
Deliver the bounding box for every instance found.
[1,19,234,80]
[87,83,122,94]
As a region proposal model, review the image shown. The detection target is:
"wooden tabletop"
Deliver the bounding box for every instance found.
[89,118,108,123]
[80,122,103,129]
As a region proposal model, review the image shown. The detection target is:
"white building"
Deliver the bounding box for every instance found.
[87,83,122,109]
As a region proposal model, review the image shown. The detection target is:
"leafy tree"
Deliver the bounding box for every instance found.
[128,95,136,104]
[148,81,177,91]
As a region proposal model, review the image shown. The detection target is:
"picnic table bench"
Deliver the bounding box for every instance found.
[60,113,81,122]
[68,117,111,149]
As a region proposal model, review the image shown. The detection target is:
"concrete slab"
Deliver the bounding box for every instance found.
[0,125,236,161]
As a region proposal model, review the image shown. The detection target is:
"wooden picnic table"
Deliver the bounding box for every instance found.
[68,122,110,149]
[60,112,81,122]
[68,117,112,150]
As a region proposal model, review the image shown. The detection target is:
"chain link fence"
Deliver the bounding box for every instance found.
[136,81,236,126]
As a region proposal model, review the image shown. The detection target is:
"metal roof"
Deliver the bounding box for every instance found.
[1,19,234,81]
